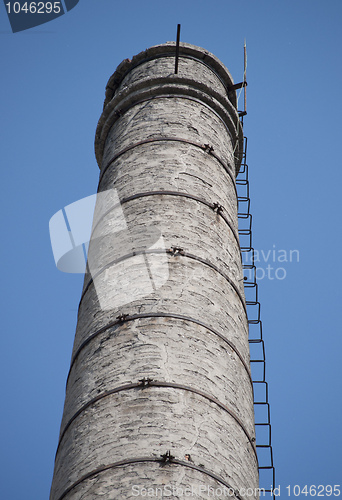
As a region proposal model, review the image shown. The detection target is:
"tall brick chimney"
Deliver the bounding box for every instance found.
[50,42,259,500]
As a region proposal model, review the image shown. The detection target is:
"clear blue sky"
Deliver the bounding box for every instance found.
[1,1,341,499]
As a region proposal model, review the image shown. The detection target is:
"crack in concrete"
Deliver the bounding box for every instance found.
[187,414,211,455]
[122,101,153,132]
[179,171,213,188]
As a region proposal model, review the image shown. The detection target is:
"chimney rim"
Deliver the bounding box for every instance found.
[103,42,237,109]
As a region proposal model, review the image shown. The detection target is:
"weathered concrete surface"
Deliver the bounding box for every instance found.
[62,315,255,438]
[50,42,258,500]
[54,390,257,500]
[61,462,256,500]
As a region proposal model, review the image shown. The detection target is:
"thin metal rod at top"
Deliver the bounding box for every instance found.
[244,40,247,114]
[175,24,181,74]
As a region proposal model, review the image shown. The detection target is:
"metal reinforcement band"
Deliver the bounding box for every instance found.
[96,83,243,172]
[66,312,253,389]
[99,133,238,194]
[56,380,258,463]
[56,455,247,500]
[78,247,246,315]
[89,189,240,248]
[97,92,240,174]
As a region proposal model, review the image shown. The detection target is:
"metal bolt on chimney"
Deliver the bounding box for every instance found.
[50,42,259,500]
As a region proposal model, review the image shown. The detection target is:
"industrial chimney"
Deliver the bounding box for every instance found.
[50,42,259,500]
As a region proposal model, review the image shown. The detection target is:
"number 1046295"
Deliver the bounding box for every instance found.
[286,485,340,497]
[5,2,62,14]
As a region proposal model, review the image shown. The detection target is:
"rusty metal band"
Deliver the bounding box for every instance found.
[99,99,236,181]
[66,311,252,389]
[102,92,237,147]
[89,189,240,248]
[99,134,237,193]
[56,381,257,463]
[121,93,237,146]
[78,247,246,316]
[56,456,244,500]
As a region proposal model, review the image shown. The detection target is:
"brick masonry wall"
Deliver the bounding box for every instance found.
[50,43,259,500]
